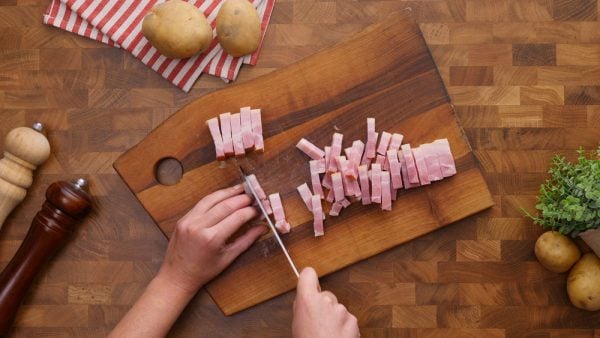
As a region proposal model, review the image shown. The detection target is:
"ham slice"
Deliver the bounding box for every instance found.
[351,140,365,165]
[433,138,457,177]
[322,172,333,189]
[219,113,234,156]
[310,160,325,198]
[311,195,324,237]
[250,109,264,152]
[375,154,386,166]
[344,147,358,179]
[391,187,398,201]
[206,118,225,160]
[366,118,377,159]
[327,133,343,172]
[400,144,419,184]
[399,150,419,189]
[246,174,273,214]
[329,202,343,216]
[421,143,443,181]
[381,170,392,211]
[324,146,331,170]
[376,131,392,155]
[387,149,403,189]
[231,113,245,157]
[331,172,345,202]
[325,188,335,202]
[296,183,313,211]
[358,165,371,205]
[412,146,431,185]
[269,193,290,233]
[240,107,254,150]
[371,163,382,203]
[297,138,325,160]
[388,133,404,152]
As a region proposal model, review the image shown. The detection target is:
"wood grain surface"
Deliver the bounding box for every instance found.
[1,0,600,336]
[114,11,493,315]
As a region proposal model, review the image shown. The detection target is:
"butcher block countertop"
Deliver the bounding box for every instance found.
[1,0,600,337]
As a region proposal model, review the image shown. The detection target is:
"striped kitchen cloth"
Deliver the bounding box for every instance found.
[43,0,275,92]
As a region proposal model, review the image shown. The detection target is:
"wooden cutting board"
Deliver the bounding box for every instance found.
[114,10,494,315]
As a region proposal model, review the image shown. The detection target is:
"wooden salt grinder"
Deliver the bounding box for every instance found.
[0,123,51,228]
[0,179,92,335]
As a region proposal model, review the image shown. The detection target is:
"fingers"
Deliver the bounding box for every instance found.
[191,184,245,215]
[297,267,320,296]
[321,290,338,304]
[225,225,266,259]
[213,205,258,242]
[203,194,253,227]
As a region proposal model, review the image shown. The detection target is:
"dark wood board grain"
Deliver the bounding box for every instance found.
[114,11,494,315]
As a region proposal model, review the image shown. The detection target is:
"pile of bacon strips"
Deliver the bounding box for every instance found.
[207,110,456,237]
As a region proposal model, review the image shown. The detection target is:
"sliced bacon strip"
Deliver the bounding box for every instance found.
[341,198,351,208]
[433,138,457,177]
[296,183,313,211]
[331,172,345,202]
[246,174,273,214]
[251,108,264,152]
[400,144,420,184]
[377,131,392,155]
[311,159,326,174]
[387,149,403,189]
[269,193,290,233]
[375,154,386,166]
[231,113,245,157]
[329,201,343,216]
[366,118,377,159]
[219,113,234,156]
[391,187,398,201]
[351,140,365,165]
[325,188,335,202]
[421,143,443,181]
[324,146,331,170]
[381,170,392,211]
[371,163,382,204]
[358,164,371,205]
[310,160,325,199]
[240,107,254,150]
[399,150,419,189]
[412,146,431,185]
[327,133,343,172]
[206,117,225,160]
[311,195,324,237]
[322,172,333,189]
[388,133,404,152]
[296,138,325,160]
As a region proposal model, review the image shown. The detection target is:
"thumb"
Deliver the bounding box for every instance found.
[297,267,320,295]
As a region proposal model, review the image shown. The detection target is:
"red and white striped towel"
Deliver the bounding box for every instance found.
[43,0,275,92]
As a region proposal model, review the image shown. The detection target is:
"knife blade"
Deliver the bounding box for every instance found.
[238,166,300,278]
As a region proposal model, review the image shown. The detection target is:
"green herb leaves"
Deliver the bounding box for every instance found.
[526,147,600,237]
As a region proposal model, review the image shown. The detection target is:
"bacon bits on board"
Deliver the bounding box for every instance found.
[207,106,264,160]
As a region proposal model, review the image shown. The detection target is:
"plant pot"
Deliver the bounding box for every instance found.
[579,229,600,257]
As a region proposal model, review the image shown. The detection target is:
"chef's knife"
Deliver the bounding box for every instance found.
[238,166,300,278]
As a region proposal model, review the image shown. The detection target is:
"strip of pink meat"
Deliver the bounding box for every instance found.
[296,183,313,211]
[310,160,325,198]
[331,172,345,202]
[206,117,225,160]
[250,109,264,152]
[377,131,392,155]
[246,174,273,214]
[311,195,324,237]
[375,154,386,166]
[329,201,343,216]
[324,146,331,170]
[421,143,443,181]
[400,144,420,184]
[433,138,457,177]
[381,170,392,211]
[387,149,403,189]
[412,146,431,185]
[269,193,290,233]
[322,172,333,189]
[358,165,371,205]
[391,187,398,201]
[327,133,343,172]
[399,150,419,189]
[341,198,351,208]
[219,113,234,156]
[312,159,326,173]
[231,113,245,157]
[388,133,404,152]
[352,140,365,165]
[370,163,382,203]
[297,138,325,160]
[325,188,335,202]
[240,107,254,150]
[366,118,377,159]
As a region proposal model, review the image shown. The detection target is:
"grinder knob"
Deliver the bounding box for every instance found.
[0,123,51,227]
[0,179,92,335]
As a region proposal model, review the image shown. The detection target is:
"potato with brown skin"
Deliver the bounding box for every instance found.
[567,253,600,311]
[142,0,212,59]
[534,231,581,273]
[216,0,261,57]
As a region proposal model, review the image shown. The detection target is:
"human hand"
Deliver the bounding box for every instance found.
[292,268,359,338]
[156,184,266,293]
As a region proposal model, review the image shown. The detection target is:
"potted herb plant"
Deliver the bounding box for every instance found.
[525,147,600,256]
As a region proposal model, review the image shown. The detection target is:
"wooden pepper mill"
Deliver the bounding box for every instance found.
[0,123,51,228]
[0,179,92,335]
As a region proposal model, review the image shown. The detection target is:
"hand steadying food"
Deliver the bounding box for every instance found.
[109,184,358,337]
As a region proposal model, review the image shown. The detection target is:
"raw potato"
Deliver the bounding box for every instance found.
[567,253,600,311]
[535,231,581,273]
[142,0,212,59]
[216,0,261,57]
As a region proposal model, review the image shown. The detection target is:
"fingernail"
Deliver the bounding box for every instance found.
[233,184,243,190]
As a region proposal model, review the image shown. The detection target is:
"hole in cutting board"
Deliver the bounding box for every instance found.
[154,157,183,186]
